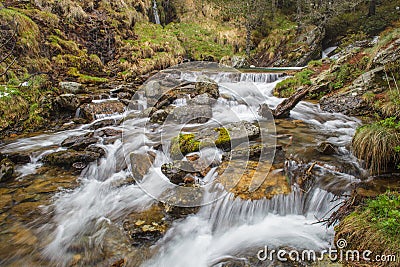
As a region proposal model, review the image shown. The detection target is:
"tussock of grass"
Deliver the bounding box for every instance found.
[378,86,400,118]
[335,192,400,267]
[352,119,400,174]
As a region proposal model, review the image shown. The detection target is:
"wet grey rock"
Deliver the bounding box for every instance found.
[56,94,80,111]
[229,144,281,161]
[61,133,98,151]
[98,128,122,137]
[59,81,86,94]
[195,76,219,99]
[188,93,216,105]
[171,104,212,124]
[90,118,119,130]
[150,106,175,124]
[317,142,338,155]
[144,80,162,98]
[161,161,197,184]
[81,101,125,121]
[85,145,106,157]
[3,153,31,164]
[42,149,101,169]
[0,158,14,182]
[76,94,93,104]
[130,152,156,180]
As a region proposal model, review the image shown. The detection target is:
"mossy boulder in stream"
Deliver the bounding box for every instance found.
[169,121,260,159]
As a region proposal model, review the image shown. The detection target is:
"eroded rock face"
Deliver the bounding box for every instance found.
[373,38,400,66]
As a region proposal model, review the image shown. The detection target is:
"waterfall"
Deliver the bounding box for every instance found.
[153,0,161,25]
[179,71,283,84]
[0,63,364,266]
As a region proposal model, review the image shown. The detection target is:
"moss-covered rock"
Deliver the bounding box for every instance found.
[169,121,260,159]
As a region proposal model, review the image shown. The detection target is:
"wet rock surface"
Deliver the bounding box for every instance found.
[81,101,125,121]
[0,158,14,182]
[130,151,156,180]
[42,149,102,169]
[169,121,260,159]
[61,133,98,150]
[171,104,212,124]
[59,81,86,94]
[55,94,80,111]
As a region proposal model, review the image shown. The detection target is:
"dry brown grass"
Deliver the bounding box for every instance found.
[352,123,400,174]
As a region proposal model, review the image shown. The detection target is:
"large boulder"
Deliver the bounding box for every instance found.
[42,149,102,169]
[0,158,14,182]
[55,94,80,111]
[61,133,98,151]
[81,101,125,121]
[195,76,219,99]
[59,82,86,94]
[171,105,212,124]
[373,38,400,66]
[170,121,260,159]
[188,93,217,106]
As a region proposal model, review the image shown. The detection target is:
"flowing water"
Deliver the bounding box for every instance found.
[153,0,161,25]
[0,64,366,266]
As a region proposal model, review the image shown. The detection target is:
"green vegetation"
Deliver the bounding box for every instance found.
[274,69,314,98]
[166,22,238,61]
[170,127,232,159]
[214,127,231,150]
[336,192,400,267]
[352,117,400,174]
[170,133,201,160]
[366,192,400,237]
[0,8,40,54]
